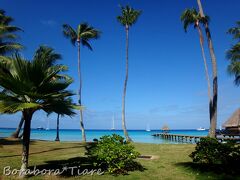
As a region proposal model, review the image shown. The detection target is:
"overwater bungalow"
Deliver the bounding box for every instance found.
[222,108,240,135]
[162,125,170,133]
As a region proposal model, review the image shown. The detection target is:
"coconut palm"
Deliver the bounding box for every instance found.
[180,8,212,127]
[0,9,23,58]
[117,5,141,142]
[0,53,77,175]
[10,115,24,138]
[55,114,60,141]
[62,23,100,142]
[197,0,218,138]
[1,10,23,138]
[227,21,240,40]
[227,60,240,85]
[11,46,65,138]
[227,44,240,62]
[227,21,240,85]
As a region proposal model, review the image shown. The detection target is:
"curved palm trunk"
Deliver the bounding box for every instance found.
[196,25,212,121]
[11,115,24,138]
[77,41,86,142]
[55,114,60,141]
[197,0,218,138]
[20,110,33,177]
[122,25,132,142]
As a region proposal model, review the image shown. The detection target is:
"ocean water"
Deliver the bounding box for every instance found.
[0,128,208,144]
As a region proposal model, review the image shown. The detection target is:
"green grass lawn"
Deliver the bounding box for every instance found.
[0,138,239,180]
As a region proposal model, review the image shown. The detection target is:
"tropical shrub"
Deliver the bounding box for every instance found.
[89,134,141,174]
[190,137,240,165]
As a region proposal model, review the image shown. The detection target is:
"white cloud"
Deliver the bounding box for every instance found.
[40,20,57,27]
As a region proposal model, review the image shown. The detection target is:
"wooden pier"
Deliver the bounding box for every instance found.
[152,133,240,143]
[152,133,204,143]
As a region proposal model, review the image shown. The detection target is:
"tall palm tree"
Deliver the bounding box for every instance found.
[117,5,141,142]
[0,9,23,58]
[0,9,23,138]
[62,23,100,142]
[0,53,77,175]
[11,46,64,138]
[35,46,72,142]
[227,21,240,85]
[55,114,60,141]
[197,0,218,138]
[180,8,212,126]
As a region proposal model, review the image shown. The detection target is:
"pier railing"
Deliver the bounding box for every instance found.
[152,133,240,143]
[152,133,204,143]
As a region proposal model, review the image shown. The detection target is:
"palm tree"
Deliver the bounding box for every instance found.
[10,115,24,138]
[0,53,77,175]
[11,46,64,138]
[0,9,23,138]
[55,114,60,141]
[117,5,141,142]
[180,8,212,128]
[197,0,218,138]
[227,21,240,40]
[227,60,240,85]
[227,21,240,85]
[0,9,23,58]
[62,23,100,142]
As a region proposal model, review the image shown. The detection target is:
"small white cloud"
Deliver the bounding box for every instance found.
[40,20,57,27]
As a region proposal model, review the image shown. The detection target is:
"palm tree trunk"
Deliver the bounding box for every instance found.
[197,0,218,138]
[20,110,33,176]
[11,115,24,138]
[55,114,60,141]
[196,25,212,122]
[122,25,132,142]
[77,41,86,142]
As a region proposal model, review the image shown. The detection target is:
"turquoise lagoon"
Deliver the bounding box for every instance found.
[0,128,208,144]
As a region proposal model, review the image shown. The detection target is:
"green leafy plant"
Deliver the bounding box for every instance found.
[190,137,240,165]
[89,134,141,174]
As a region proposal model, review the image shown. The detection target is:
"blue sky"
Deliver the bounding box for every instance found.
[0,0,239,130]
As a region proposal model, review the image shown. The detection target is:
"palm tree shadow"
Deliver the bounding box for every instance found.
[176,162,240,179]
[28,156,101,177]
[27,156,145,177]
[0,143,85,158]
[25,142,145,177]
[0,138,23,145]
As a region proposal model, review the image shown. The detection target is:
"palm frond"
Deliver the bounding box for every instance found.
[0,33,18,40]
[227,21,240,40]
[227,61,240,86]
[0,101,40,114]
[226,43,240,61]
[62,24,77,46]
[81,39,93,51]
[0,55,12,64]
[0,25,22,33]
[117,5,142,27]
[0,43,23,55]
[33,45,62,68]
[42,97,76,116]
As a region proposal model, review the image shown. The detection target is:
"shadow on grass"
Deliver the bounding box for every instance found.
[28,157,100,177]
[0,144,85,158]
[176,162,240,179]
[27,156,145,178]
[0,138,23,145]
[29,144,86,155]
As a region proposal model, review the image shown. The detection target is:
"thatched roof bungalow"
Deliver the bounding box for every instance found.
[222,108,240,134]
[162,125,169,133]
